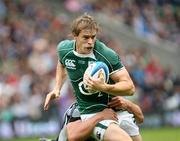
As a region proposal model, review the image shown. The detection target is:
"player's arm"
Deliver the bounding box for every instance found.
[105,67,135,96]
[86,67,135,96]
[66,108,118,141]
[54,61,67,93]
[108,96,144,124]
[44,61,66,111]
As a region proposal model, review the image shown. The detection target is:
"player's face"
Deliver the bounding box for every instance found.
[75,29,97,54]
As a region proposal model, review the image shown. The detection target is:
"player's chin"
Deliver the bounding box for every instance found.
[84,47,93,53]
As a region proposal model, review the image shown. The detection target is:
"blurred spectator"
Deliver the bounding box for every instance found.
[81,0,180,45]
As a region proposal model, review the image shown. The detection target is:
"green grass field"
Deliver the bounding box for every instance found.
[1,127,180,141]
[141,127,180,141]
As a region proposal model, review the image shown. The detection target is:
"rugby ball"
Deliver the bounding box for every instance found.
[83,61,109,93]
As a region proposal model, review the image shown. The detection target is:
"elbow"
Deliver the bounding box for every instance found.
[137,114,144,124]
[128,83,135,96]
[141,115,144,123]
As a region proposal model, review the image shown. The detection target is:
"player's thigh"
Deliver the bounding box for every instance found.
[104,123,132,141]
[131,134,143,141]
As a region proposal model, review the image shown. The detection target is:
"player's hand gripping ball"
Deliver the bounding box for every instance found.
[83,61,109,93]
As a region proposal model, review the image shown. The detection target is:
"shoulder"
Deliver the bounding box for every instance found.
[57,40,74,60]
[57,40,74,52]
[94,40,120,62]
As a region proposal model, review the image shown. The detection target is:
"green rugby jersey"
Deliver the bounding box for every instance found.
[57,39,124,114]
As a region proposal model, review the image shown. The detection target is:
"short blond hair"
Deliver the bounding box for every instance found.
[71,13,99,36]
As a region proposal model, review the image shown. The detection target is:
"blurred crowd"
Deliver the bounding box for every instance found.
[65,0,180,45]
[0,0,180,138]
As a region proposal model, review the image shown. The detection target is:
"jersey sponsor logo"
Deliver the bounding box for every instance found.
[65,59,76,69]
